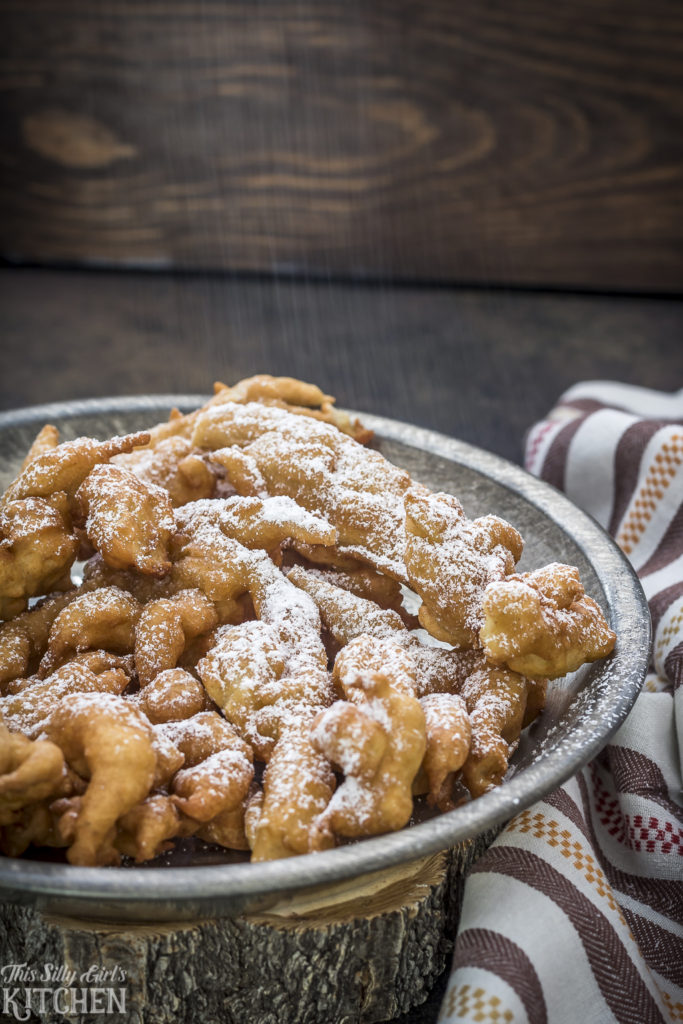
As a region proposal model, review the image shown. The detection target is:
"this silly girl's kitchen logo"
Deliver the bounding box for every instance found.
[1,962,127,1019]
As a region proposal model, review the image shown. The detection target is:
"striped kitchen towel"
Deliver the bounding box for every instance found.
[440,381,683,1024]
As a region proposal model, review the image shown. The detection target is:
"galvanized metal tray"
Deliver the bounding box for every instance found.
[0,396,650,921]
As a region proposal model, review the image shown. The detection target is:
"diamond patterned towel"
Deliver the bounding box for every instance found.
[440,382,683,1024]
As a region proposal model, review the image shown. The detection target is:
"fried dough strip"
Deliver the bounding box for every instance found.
[0,724,70,824]
[113,436,217,507]
[39,586,141,677]
[416,694,471,810]
[0,495,78,619]
[311,669,425,842]
[177,495,336,554]
[115,794,183,863]
[21,424,60,471]
[128,667,211,724]
[480,563,616,679]
[404,486,523,648]
[459,664,528,797]
[249,724,336,860]
[157,711,254,823]
[0,590,77,690]
[134,589,218,687]
[75,464,176,578]
[287,565,477,698]
[333,633,472,810]
[199,552,333,760]
[3,430,150,506]
[45,692,158,866]
[191,402,410,577]
[0,661,129,738]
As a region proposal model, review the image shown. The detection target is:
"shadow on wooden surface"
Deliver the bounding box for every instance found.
[1,267,681,465]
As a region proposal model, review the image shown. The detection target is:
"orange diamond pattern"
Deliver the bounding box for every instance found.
[444,983,514,1022]
[655,603,683,665]
[507,810,620,914]
[662,989,683,1023]
[617,432,683,555]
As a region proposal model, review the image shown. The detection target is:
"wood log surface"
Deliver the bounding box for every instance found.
[0,836,496,1024]
[2,1,683,290]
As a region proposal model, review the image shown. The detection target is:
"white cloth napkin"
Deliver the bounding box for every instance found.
[440,382,683,1024]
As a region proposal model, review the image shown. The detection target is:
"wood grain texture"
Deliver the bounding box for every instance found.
[0,854,453,1024]
[1,267,682,466]
[2,1,683,289]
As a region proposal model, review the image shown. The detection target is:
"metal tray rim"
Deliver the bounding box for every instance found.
[0,395,650,914]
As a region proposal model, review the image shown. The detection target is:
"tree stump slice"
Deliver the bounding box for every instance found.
[0,831,499,1024]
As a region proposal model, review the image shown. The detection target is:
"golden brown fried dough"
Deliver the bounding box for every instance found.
[417,694,471,810]
[115,794,183,862]
[192,402,410,578]
[480,563,616,679]
[0,724,69,824]
[20,424,60,471]
[129,667,211,724]
[39,585,141,677]
[460,663,528,798]
[198,552,333,759]
[3,430,150,505]
[249,724,336,860]
[404,486,523,647]
[0,590,77,690]
[0,495,78,619]
[114,436,218,507]
[75,464,176,578]
[134,589,218,687]
[311,670,425,842]
[0,661,129,738]
[45,692,158,866]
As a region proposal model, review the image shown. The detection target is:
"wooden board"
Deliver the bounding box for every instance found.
[2,1,683,290]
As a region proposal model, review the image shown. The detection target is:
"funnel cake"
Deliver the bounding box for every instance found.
[0,373,616,867]
[0,495,78,619]
[191,402,411,578]
[481,563,616,679]
[74,464,176,578]
[44,692,158,866]
[404,486,523,647]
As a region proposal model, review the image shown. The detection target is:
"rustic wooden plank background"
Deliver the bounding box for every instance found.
[2,0,683,290]
[2,266,682,464]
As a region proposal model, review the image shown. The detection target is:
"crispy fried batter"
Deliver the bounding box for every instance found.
[404,486,523,647]
[460,663,528,797]
[0,495,78,619]
[311,670,425,842]
[134,589,218,687]
[75,464,176,578]
[45,692,158,865]
[192,402,410,577]
[480,563,616,679]
[114,436,218,507]
[39,585,141,677]
[198,552,332,759]
[416,694,471,810]
[0,724,70,824]
[0,661,129,738]
[3,431,150,505]
[0,590,77,690]
[129,667,211,724]
[20,424,60,471]
[249,724,336,860]
[115,794,183,862]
